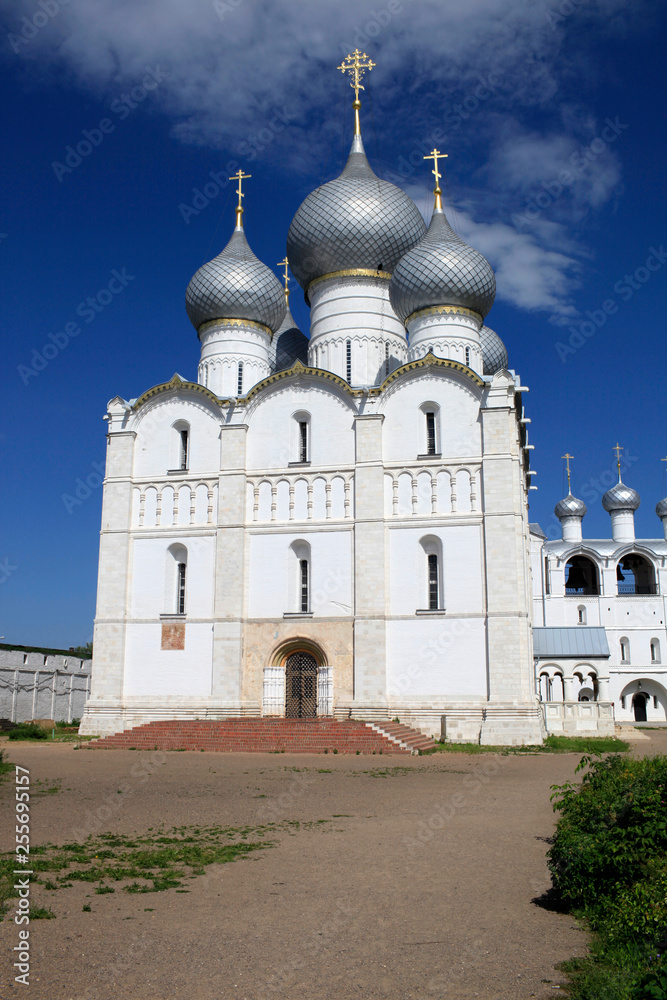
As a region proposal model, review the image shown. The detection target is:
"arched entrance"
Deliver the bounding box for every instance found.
[632,693,648,723]
[285,651,318,718]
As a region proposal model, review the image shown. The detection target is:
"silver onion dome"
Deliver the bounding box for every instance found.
[271,303,309,373]
[186,226,286,333]
[286,135,427,292]
[655,497,667,518]
[554,493,587,519]
[389,206,496,323]
[602,480,641,511]
[480,324,508,375]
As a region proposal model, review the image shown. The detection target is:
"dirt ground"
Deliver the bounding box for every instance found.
[2,731,665,1000]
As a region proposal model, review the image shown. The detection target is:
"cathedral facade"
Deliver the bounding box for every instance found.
[79,54,666,743]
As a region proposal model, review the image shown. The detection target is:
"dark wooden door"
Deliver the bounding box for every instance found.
[633,694,647,722]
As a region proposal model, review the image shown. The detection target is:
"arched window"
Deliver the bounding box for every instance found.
[620,637,630,663]
[577,605,586,625]
[419,402,441,458]
[616,554,656,595]
[289,540,311,614]
[291,411,311,465]
[171,420,190,473]
[237,361,244,396]
[650,639,661,663]
[564,556,599,596]
[166,543,187,615]
[465,346,471,367]
[419,535,443,611]
[346,340,352,383]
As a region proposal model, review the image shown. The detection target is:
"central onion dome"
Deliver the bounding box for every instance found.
[554,493,587,519]
[602,480,640,511]
[479,324,508,375]
[389,203,496,323]
[286,134,427,293]
[186,225,286,333]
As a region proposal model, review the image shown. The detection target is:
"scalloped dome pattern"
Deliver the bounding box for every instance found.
[480,324,508,375]
[186,227,286,333]
[286,135,427,291]
[656,498,667,518]
[602,481,641,511]
[271,305,309,373]
[554,494,587,519]
[389,209,496,322]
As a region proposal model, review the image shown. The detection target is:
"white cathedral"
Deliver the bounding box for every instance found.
[79,54,667,744]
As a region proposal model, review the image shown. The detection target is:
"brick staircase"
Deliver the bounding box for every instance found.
[83,718,437,755]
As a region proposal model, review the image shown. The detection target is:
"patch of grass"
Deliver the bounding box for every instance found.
[29,906,55,919]
[0,750,14,780]
[8,723,48,741]
[426,735,630,755]
[0,823,279,916]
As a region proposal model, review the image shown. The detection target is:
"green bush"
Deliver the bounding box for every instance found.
[8,723,48,741]
[548,753,667,999]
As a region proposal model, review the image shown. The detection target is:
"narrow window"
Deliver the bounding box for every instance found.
[428,554,439,610]
[299,421,308,463]
[177,563,186,614]
[426,411,436,455]
[620,638,630,663]
[237,362,244,396]
[384,343,389,376]
[300,559,309,613]
[346,340,352,383]
[577,605,586,625]
[544,557,550,595]
[654,696,659,709]
[650,639,661,662]
[179,430,189,471]
[465,346,470,366]
[620,695,625,709]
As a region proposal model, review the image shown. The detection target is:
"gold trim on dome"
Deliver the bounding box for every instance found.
[307,268,392,293]
[405,304,482,326]
[197,317,273,338]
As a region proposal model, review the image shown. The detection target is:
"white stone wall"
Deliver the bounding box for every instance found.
[0,649,91,723]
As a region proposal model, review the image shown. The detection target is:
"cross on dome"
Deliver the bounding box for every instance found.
[613,442,624,480]
[230,168,251,228]
[424,148,448,210]
[338,49,376,136]
[562,452,574,493]
[277,256,291,301]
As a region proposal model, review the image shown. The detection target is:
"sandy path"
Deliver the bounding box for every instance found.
[2,733,664,999]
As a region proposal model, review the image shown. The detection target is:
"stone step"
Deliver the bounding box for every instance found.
[83,718,436,755]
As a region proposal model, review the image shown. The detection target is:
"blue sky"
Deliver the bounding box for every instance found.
[1,0,665,648]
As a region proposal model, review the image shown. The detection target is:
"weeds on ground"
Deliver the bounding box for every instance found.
[427,735,630,755]
[547,753,667,999]
[8,723,48,741]
[0,823,277,918]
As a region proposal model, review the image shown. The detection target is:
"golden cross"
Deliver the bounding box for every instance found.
[562,453,574,493]
[277,256,290,300]
[338,49,376,135]
[230,169,251,225]
[424,148,449,210]
[613,442,624,479]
